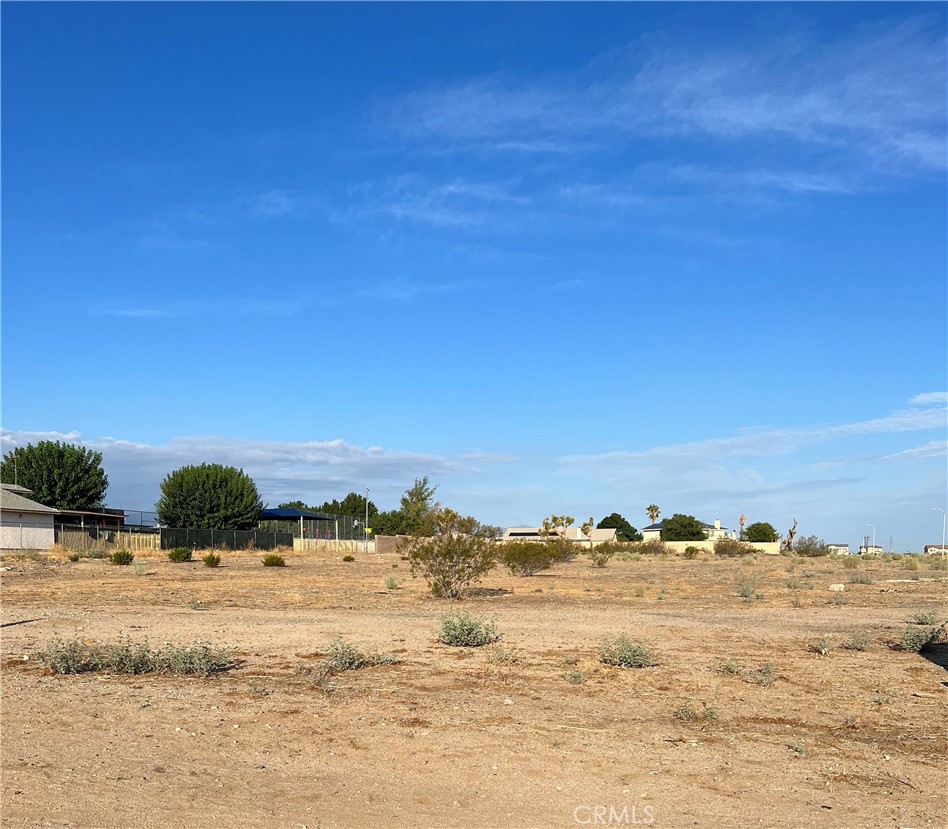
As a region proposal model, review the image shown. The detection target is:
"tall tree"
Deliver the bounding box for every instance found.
[646,504,661,524]
[597,513,641,542]
[400,476,439,535]
[1,440,108,510]
[660,513,707,541]
[744,522,780,543]
[156,463,263,530]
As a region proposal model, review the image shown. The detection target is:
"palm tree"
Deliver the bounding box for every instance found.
[646,504,660,525]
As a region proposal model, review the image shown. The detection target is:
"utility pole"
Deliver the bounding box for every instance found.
[364,487,369,554]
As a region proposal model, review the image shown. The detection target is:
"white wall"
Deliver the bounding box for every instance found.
[0,512,55,550]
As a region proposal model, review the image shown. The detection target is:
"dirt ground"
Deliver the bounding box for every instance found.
[1,547,945,829]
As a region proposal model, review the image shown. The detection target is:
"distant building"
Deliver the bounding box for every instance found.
[501,525,618,546]
[641,518,736,542]
[858,544,885,555]
[827,543,851,555]
[924,544,948,556]
[0,483,59,549]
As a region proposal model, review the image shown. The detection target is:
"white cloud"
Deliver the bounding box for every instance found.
[382,19,947,172]
[909,391,948,406]
[0,430,460,510]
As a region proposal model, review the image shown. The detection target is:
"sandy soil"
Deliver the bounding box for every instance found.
[1,548,945,829]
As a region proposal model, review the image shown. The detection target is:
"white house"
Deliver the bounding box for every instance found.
[1,483,59,549]
[827,543,851,555]
[641,518,736,542]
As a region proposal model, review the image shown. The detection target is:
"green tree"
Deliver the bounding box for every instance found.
[156,464,263,529]
[597,512,642,542]
[1,440,108,510]
[660,513,707,542]
[744,522,780,543]
[400,476,439,536]
[646,504,661,524]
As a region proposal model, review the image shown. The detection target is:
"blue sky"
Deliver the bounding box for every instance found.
[2,3,946,550]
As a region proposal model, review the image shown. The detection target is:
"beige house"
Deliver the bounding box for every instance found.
[1,483,59,549]
[827,543,851,555]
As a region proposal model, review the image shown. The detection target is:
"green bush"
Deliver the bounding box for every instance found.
[848,572,872,584]
[793,535,830,557]
[744,662,777,686]
[408,509,498,598]
[586,543,617,568]
[632,539,670,556]
[909,611,940,625]
[437,611,500,648]
[320,638,399,672]
[500,541,562,576]
[928,557,948,571]
[842,556,860,569]
[843,630,870,651]
[262,553,286,567]
[168,547,192,563]
[67,552,81,563]
[36,636,232,676]
[342,555,355,562]
[598,636,656,668]
[682,546,701,559]
[109,549,134,566]
[896,626,938,652]
[202,553,221,568]
[902,556,919,571]
[715,538,758,557]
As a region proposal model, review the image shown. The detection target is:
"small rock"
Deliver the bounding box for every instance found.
[503,698,513,705]
[828,584,845,592]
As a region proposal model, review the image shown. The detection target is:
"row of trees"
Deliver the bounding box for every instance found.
[0,441,781,543]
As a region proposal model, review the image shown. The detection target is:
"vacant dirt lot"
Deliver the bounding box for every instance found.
[1,548,945,829]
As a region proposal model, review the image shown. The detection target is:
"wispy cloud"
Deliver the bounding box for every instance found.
[95,297,304,320]
[381,18,946,173]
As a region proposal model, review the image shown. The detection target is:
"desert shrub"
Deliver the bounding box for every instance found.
[714,538,757,558]
[203,552,221,568]
[586,543,617,568]
[437,611,500,648]
[342,555,355,562]
[109,549,134,566]
[675,700,718,722]
[598,636,656,668]
[633,539,670,556]
[682,546,700,559]
[909,611,940,625]
[719,658,743,676]
[565,668,587,684]
[262,553,286,567]
[744,662,777,686]
[928,557,948,571]
[828,592,847,606]
[794,535,830,557]
[848,572,872,584]
[322,638,398,672]
[843,630,870,651]
[384,575,399,590]
[408,509,498,598]
[36,636,232,676]
[132,563,147,576]
[896,626,939,652]
[786,579,813,590]
[842,557,860,569]
[168,547,192,563]
[791,593,804,608]
[808,636,832,655]
[86,549,106,559]
[501,542,561,576]
[902,556,919,571]
[67,552,81,563]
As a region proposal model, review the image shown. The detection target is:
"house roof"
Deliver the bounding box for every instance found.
[0,484,59,515]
